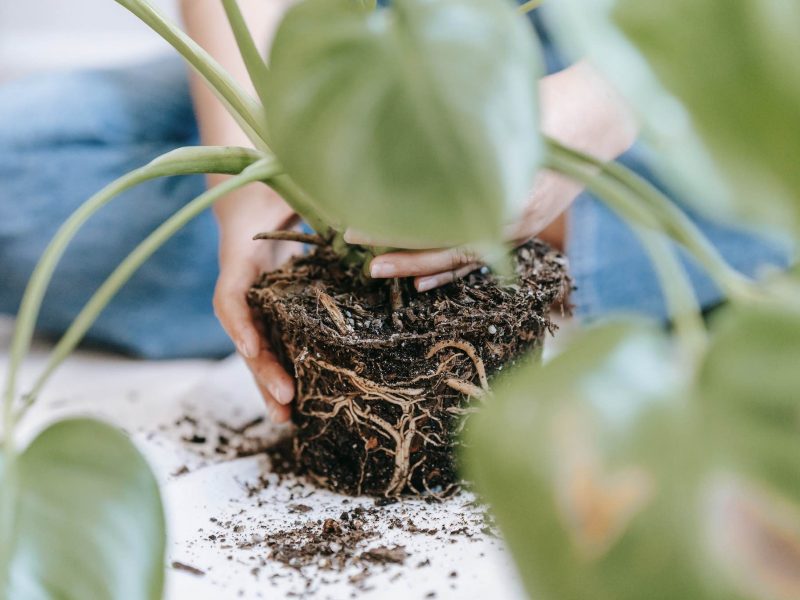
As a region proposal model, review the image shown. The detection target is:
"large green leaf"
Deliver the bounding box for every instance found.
[614,0,800,235]
[1,419,165,600]
[466,322,726,600]
[698,300,800,502]
[263,0,543,247]
[545,0,733,222]
[467,318,800,599]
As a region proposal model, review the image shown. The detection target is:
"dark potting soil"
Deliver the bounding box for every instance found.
[248,239,570,497]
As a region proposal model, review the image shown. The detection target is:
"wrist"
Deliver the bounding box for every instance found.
[214,183,295,241]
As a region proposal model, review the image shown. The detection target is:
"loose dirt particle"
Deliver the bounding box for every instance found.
[360,545,408,565]
[171,561,205,576]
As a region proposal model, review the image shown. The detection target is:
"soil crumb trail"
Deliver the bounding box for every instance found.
[172,432,503,597]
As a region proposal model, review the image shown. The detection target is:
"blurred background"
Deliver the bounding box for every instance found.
[0,0,178,82]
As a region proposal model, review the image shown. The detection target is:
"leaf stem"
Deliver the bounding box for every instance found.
[221,0,272,111]
[114,0,270,150]
[253,231,326,245]
[1,146,262,449]
[390,278,404,312]
[547,151,707,362]
[13,158,282,424]
[0,433,18,595]
[636,231,707,365]
[518,0,544,14]
[545,138,757,303]
[268,176,333,237]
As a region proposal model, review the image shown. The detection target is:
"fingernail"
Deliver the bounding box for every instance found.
[416,276,437,292]
[370,261,396,278]
[269,384,283,404]
[237,336,258,359]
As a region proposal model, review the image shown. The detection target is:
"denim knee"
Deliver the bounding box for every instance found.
[0,59,234,359]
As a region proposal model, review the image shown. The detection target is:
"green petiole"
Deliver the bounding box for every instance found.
[114,0,270,151]
[518,0,544,14]
[1,146,263,449]
[545,138,758,303]
[547,150,708,365]
[15,158,283,423]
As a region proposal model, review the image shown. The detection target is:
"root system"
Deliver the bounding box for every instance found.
[248,240,570,497]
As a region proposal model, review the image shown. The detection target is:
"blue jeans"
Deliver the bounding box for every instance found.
[0,59,231,358]
[0,58,792,358]
[568,149,792,319]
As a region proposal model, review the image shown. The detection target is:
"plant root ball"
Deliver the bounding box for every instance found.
[248,240,570,497]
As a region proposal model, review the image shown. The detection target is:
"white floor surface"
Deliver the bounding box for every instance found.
[0,316,532,600]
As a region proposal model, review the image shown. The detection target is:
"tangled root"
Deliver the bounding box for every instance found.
[249,240,570,497]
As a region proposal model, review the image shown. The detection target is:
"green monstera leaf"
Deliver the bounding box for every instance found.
[0,418,165,600]
[614,0,800,235]
[263,0,543,247]
[698,300,800,503]
[695,298,800,599]
[466,321,800,600]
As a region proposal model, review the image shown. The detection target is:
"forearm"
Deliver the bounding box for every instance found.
[540,60,638,161]
[180,0,294,229]
[182,5,300,415]
[505,60,640,241]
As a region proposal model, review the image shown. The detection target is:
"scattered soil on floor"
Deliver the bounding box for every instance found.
[169,416,502,597]
[170,561,205,577]
[162,413,282,478]
[201,484,494,595]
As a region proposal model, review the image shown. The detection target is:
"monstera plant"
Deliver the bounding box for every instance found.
[1,0,796,598]
[0,0,551,594]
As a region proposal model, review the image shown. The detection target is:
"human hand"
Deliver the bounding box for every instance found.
[213,182,300,422]
[344,167,578,291]
[182,0,302,421]
[352,61,638,292]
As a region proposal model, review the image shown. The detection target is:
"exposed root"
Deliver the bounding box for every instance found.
[292,346,488,495]
[248,239,571,496]
[253,230,326,245]
[294,355,437,496]
[444,378,486,399]
[426,340,489,392]
[316,290,349,335]
[301,356,426,399]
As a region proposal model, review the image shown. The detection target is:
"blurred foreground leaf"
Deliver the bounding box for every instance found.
[546,0,732,222]
[264,0,543,247]
[466,321,800,599]
[698,300,800,502]
[549,0,800,236]
[466,322,715,599]
[1,419,165,600]
[614,0,800,235]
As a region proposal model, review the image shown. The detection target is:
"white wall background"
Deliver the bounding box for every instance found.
[0,0,179,82]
